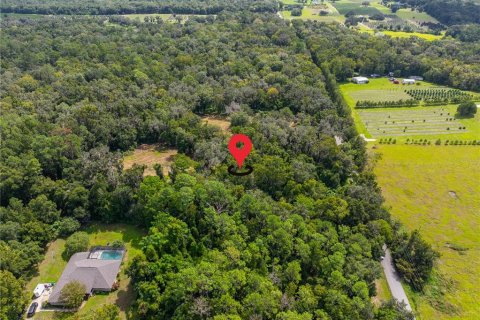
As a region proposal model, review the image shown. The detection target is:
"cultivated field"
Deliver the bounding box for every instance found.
[372,145,480,319]
[340,79,480,141]
[123,144,177,177]
[359,106,467,137]
[26,224,145,320]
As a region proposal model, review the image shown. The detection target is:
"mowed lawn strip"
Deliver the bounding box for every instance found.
[372,145,480,319]
[27,224,145,320]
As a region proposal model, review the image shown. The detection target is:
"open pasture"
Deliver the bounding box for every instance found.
[395,8,438,23]
[350,89,412,102]
[281,5,345,23]
[372,145,480,319]
[332,1,382,15]
[359,106,466,137]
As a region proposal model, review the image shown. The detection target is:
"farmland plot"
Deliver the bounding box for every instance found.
[359,107,466,137]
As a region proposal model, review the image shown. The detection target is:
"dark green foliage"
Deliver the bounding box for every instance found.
[59,280,86,309]
[376,299,415,320]
[0,0,278,15]
[405,89,472,104]
[291,8,303,16]
[457,101,477,117]
[392,230,439,290]
[0,10,435,319]
[64,232,89,259]
[0,270,27,320]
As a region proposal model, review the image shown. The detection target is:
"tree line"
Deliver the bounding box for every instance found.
[0,0,278,15]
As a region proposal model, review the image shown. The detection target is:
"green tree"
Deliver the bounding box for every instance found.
[0,270,27,320]
[457,101,477,117]
[59,280,86,309]
[64,232,89,259]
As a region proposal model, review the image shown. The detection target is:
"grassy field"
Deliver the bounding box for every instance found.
[281,5,345,23]
[358,105,477,138]
[340,79,480,140]
[333,1,382,15]
[371,145,480,319]
[27,224,145,320]
[395,8,438,23]
[123,144,177,177]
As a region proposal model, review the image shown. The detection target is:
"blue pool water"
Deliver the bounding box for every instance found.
[99,250,123,260]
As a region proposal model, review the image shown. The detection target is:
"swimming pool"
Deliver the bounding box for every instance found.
[99,250,123,260]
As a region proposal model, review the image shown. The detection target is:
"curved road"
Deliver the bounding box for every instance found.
[381,245,414,313]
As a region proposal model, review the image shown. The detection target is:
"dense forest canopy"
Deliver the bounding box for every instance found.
[0,8,453,320]
[0,0,278,15]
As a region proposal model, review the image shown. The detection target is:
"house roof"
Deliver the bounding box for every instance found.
[49,251,123,305]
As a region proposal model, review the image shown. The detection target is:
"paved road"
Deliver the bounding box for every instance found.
[381,245,414,313]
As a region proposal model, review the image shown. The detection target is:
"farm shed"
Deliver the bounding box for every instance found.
[402,79,416,84]
[409,76,423,81]
[352,76,369,84]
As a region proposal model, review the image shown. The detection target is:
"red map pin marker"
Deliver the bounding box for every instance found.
[228,134,252,169]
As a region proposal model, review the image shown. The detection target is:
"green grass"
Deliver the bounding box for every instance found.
[340,79,480,140]
[372,145,480,319]
[350,89,412,102]
[27,224,145,320]
[333,1,382,15]
[373,271,393,306]
[395,8,438,23]
[358,105,480,139]
[281,5,345,23]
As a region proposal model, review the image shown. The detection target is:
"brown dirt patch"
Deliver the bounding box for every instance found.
[123,144,177,177]
[201,116,231,133]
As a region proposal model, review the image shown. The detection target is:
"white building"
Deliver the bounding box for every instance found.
[352,76,369,84]
[402,79,416,84]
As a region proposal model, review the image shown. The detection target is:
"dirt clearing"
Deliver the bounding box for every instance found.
[123,144,177,177]
[201,116,231,133]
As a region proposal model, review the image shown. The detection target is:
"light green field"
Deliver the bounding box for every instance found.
[282,6,346,23]
[27,224,144,320]
[358,105,480,139]
[372,145,480,319]
[340,79,480,140]
[349,89,412,102]
[395,8,438,23]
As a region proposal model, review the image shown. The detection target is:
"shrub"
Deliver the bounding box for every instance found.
[111,240,124,248]
[435,139,441,145]
[291,8,302,16]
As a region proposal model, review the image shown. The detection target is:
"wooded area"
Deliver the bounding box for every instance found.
[1,5,470,319]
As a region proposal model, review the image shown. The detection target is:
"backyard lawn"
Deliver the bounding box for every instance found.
[26,224,145,320]
[372,145,480,319]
